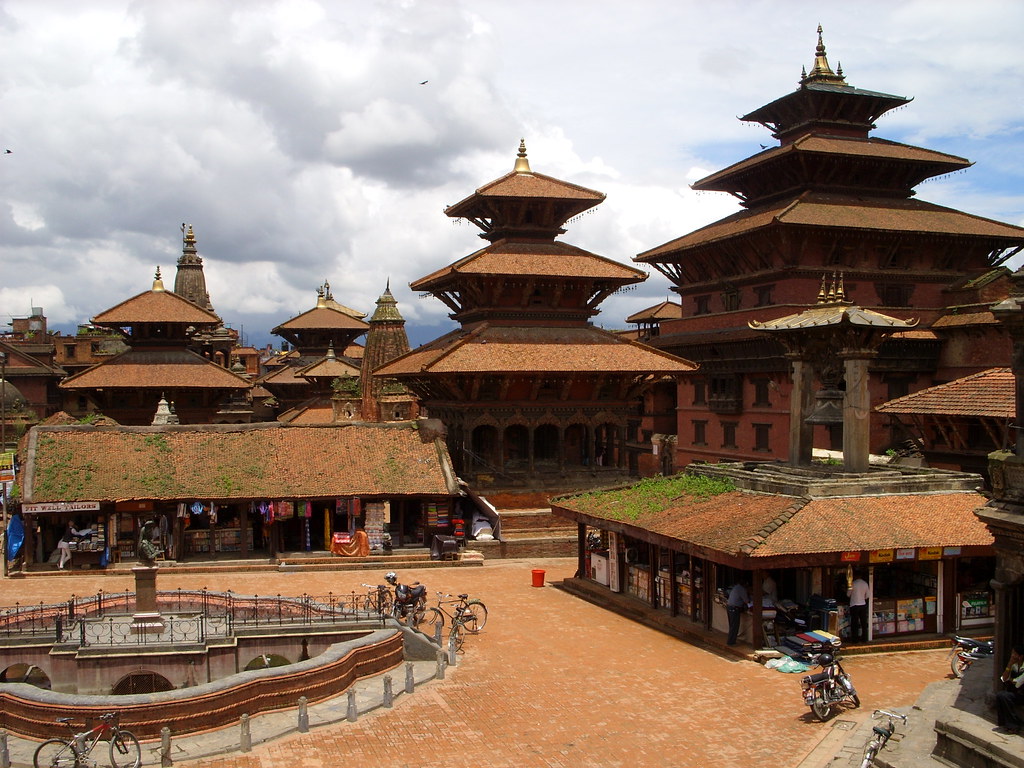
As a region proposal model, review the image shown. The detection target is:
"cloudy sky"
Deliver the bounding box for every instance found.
[2,0,1023,350]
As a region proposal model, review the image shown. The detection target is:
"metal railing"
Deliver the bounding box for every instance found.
[0,588,388,646]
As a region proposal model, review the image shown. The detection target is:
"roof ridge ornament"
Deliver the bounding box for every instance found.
[513,138,532,173]
[153,266,165,292]
[800,24,846,87]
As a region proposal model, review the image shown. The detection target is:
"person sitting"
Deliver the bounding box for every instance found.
[996,644,1024,733]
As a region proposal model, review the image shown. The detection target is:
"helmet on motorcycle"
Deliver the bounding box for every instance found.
[384,572,398,585]
[817,653,834,667]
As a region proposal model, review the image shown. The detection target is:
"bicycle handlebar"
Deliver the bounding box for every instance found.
[872,709,907,722]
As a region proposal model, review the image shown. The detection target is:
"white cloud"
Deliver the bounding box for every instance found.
[0,0,1021,350]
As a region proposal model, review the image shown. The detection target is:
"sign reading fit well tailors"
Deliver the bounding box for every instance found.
[23,501,101,514]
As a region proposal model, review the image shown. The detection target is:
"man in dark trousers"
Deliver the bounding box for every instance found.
[726,581,750,646]
[847,571,870,643]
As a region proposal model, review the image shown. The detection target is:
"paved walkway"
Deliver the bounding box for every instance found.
[1,558,953,768]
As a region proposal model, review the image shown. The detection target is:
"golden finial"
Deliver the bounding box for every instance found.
[817,274,828,304]
[324,279,332,301]
[184,224,196,245]
[316,284,326,308]
[801,24,845,85]
[827,271,838,302]
[836,273,847,303]
[514,138,532,173]
[326,342,336,360]
[153,266,165,292]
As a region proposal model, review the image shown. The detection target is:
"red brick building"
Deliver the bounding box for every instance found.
[633,30,1024,472]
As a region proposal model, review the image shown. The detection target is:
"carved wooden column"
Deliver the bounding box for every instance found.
[788,354,816,466]
[841,349,876,473]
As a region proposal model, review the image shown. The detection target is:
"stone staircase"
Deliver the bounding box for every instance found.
[472,507,577,559]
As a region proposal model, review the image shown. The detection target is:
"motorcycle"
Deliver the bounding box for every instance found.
[949,635,993,678]
[801,652,859,721]
[385,571,426,627]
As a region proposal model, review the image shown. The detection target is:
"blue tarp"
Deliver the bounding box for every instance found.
[6,513,24,560]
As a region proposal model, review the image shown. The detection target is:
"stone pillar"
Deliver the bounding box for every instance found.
[841,351,875,473]
[131,566,165,634]
[788,356,815,466]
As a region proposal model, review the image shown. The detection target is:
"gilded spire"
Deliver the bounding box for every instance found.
[513,138,532,173]
[817,274,828,304]
[153,266,165,292]
[800,25,846,86]
[316,284,327,308]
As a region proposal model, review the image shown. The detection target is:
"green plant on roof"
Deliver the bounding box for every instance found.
[144,434,171,452]
[76,412,102,424]
[32,437,98,498]
[372,455,405,487]
[565,473,735,521]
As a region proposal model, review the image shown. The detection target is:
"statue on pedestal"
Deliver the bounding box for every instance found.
[136,520,163,567]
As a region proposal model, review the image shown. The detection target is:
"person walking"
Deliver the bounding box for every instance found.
[996,644,1024,733]
[56,522,78,570]
[847,571,870,643]
[726,581,750,646]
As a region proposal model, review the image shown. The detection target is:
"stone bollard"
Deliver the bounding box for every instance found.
[433,622,442,645]
[298,696,309,733]
[347,690,358,722]
[0,730,10,768]
[447,633,458,667]
[383,674,394,707]
[405,662,415,694]
[240,714,251,753]
[436,649,446,680]
[160,727,172,768]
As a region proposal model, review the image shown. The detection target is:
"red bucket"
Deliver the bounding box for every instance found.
[531,569,546,587]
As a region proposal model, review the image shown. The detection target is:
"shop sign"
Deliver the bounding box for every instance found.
[918,547,942,560]
[840,551,861,562]
[869,549,894,563]
[943,547,962,556]
[895,548,916,561]
[22,501,101,514]
[0,451,14,483]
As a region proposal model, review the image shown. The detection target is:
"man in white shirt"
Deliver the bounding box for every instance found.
[847,572,870,643]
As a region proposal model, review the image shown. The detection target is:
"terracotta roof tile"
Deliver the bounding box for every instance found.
[638,193,1024,260]
[23,422,457,502]
[876,368,1012,417]
[273,303,369,333]
[60,349,250,390]
[627,301,684,323]
[92,289,220,326]
[555,482,990,558]
[930,312,998,328]
[693,135,970,191]
[444,170,604,216]
[375,324,696,376]
[411,241,644,290]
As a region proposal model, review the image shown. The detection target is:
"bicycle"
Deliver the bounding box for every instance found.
[34,712,141,768]
[858,709,907,768]
[360,583,393,615]
[421,592,487,645]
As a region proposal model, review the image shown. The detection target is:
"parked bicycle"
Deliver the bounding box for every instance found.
[34,712,141,768]
[421,592,488,650]
[858,709,907,768]
[360,582,393,615]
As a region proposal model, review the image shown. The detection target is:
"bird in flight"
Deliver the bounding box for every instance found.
[420,80,428,85]
[3,149,10,154]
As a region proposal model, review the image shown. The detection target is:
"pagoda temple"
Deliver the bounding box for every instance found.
[375,142,696,496]
[59,268,252,424]
[634,28,1024,470]
[360,282,418,423]
[258,281,368,416]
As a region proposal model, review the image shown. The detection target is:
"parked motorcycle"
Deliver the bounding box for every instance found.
[801,653,859,721]
[385,571,426,627]
[949,635,993,678]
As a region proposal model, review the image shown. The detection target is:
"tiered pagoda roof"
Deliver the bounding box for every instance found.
[378,142,696,386]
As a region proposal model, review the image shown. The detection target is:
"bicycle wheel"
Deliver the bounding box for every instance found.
[858,742,879,768]
[33,739,77,768]
[109,730,141,768]
[422,607,444,631]
[463,600,488,633]
[449,622,465,652]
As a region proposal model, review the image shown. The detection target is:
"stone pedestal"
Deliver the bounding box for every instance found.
[131,566,165,634]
